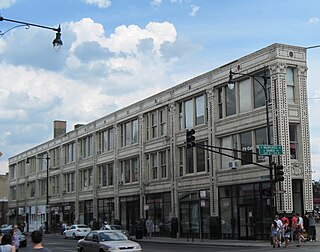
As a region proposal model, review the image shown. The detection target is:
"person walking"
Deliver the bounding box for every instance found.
[307,212,317,241]
[295,213,304,247]
[11,225,20,252]
[31,230,52,252]
[0,233,16,252]
[145,217,154,238]
[283,219,291,248]
[271,219,280,248]
[274,215,283,247]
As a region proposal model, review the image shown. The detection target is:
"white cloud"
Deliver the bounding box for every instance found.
[0,0,15,9]
[189,4,200,17]
[307,17,320,25]
[82,0,111,8]
[151,0,162,7]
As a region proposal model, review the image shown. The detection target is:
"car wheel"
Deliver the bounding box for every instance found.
[80,248,85,252]
[72,233,76,239]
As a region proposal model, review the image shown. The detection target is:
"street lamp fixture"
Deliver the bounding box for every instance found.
[0,15,63,51]
[26,155,51,234]
[228,68,275,215]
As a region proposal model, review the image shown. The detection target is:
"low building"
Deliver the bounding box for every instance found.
[8,43,312,239]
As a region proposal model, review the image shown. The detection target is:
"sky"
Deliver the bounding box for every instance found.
[0,0,320,179]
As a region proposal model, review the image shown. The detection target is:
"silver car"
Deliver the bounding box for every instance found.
[77,230,142,252]
[64,224,91,239]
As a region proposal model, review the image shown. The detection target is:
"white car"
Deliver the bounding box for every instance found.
[64,224,91,239]
[77,230,142,252]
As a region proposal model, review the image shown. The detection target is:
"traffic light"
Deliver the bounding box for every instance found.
[274,164,284,183]
[186,129,196,149]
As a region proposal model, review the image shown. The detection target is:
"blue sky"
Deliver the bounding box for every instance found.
[0,0,320,179]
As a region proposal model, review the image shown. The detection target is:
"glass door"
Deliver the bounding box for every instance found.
[239,205,255,239]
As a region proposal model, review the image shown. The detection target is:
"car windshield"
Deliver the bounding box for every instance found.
[99,231,127,241]
[77,225,89,228]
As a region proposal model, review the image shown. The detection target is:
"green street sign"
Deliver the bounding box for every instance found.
[258,145,283,156]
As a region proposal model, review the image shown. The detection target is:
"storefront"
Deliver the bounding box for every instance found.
[219,182,272,240]
[98,198,115,226]
[145,192,172,237]
[179,190,210,239]
[120,195,140,235]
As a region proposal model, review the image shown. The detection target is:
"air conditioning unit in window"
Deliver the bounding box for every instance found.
[118,181,123,186]
[228,161,239,170]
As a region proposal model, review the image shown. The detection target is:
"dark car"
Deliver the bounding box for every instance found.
[0,227,27,247]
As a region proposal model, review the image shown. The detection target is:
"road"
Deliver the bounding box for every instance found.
[18,234,320,252]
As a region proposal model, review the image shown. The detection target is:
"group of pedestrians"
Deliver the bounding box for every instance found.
[0,225,52,252]
[271,212,318,248]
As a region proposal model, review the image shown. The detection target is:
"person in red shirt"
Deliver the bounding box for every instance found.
[291,213,297,242]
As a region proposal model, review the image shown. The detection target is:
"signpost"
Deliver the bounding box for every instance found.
[258,145,283,156]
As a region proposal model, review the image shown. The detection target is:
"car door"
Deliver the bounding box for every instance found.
[90,232,101,252]
[67,225,75,238]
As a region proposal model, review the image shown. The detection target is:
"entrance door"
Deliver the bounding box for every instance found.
[238,205,255,239]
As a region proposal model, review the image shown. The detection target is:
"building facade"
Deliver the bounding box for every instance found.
[8,43,312,239]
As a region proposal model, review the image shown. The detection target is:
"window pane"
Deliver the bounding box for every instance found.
[185,99,193,128]
[221,137,232,169]
[125,160,130,183]
[196,95,205,125]
[289,124,298,159]
[240,131,252,165]
[226,87,236,116]
[132,120,138,144]
[286,68,295,104]
[125,122,131,145]
[253,76,265,108]
[186,148,194,174]
[197,144,205,172]
[255,128,267,163]
[239,79,251,113]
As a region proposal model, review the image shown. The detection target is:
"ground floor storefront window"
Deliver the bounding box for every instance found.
[120,195,140,235]
[98,198,115,226]
[219,182,272,240]
[179,190,210,239]
[146,192,172,237]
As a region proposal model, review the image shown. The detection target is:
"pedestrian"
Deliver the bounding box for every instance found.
[295,213,305,247]
[0,233,16,252]
[281,212,289,243]
[11,225,20,252]
[31,230,52,252]
[307,212,317,241]
[61,221,66,235]
[145,217,154,238]
[283,219,291,248]
[271,219,279,248]
[274,215,283,247]
[291,213,297,242]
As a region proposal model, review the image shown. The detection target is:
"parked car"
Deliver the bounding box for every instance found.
[77,230,142,252]
[64,224,91,239]
[0,227,27,247]
[100,224,130,238]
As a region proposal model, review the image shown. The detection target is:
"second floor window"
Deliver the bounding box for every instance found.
[51,175,60,195]
[120,157,139,184]
[80,168,93,191]
[64,172,75,193]
[98,163,114,187]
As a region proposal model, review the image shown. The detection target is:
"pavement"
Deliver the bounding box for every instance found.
[38,230,320,248]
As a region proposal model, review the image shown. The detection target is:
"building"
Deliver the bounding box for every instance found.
[0,173,9,225]
[8,43,312,239]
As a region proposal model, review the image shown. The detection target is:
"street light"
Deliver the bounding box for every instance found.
[26,155,51,234]
[227,69,275,215]
[0,15,63,51]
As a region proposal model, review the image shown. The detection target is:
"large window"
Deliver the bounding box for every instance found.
[239,79,252,113]
[28,181,35,198]
[286,67,295,104]
[289,124,298,159]
[64,142,76,164]
[178,141,208,176]
[98,127,114,153]
[147,150,170,181]
[226,87,236,116]
[97,163,114,187]
[49,147,60,168]
[120,119,138,147]
[178,94,207,129]
[145,107,167,140]
[80,167,93,191]
[120,157,139,184]
[51,175,60,195]
[80,135,93,158]
[64,172,75,193]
